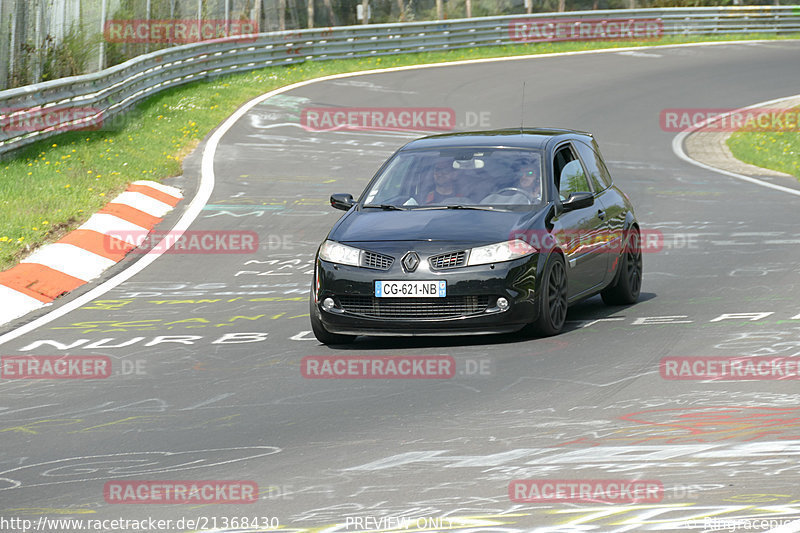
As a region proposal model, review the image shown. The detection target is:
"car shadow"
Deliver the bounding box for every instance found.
[324,292,657,350]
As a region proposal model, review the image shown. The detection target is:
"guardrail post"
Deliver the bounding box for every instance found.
[99,0,108,71]
[0,0,7,90]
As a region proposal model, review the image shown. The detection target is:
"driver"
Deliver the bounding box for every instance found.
[426,160,464,204]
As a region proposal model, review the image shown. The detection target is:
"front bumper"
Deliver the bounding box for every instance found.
[313,248,541,336]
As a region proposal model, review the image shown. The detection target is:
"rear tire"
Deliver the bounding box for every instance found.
[601,226,642,306]
[527,254,568,337]
[309,293,356,345]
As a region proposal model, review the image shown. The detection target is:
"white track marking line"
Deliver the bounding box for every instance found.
[672,93,800,198]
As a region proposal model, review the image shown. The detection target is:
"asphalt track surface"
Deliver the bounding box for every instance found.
[2,41,800,532]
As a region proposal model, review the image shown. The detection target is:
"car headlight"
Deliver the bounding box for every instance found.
[467,239,536,266]
[319,240,361,266]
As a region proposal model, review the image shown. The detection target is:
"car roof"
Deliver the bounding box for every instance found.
[400,128,593,151]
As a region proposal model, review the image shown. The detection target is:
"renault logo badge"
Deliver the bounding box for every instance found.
[402,252,420,272]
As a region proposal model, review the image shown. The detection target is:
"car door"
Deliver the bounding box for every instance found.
[574,140,626,282]
[549,142,609,298]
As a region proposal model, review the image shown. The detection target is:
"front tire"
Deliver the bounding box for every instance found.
[309,293,356,345]
[528,253,568,337]
[601,226,642,306]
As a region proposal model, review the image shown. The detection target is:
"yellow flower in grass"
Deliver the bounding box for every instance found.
[42,221,49,225]
[0,237,8,242]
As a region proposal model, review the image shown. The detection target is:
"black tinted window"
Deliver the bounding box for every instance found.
[574,141,608,192]
[579,140,614,189]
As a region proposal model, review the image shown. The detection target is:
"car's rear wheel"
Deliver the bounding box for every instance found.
[601,226,642,306]
[309,293,356,345]
[527,254,568,337]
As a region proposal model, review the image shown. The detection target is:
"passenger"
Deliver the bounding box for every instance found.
[515,162,542,200]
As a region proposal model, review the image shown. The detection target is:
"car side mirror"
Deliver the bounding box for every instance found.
[330,193,355,211]
[562,191,594,211]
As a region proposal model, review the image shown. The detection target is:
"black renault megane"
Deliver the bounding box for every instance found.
[310,129,642,344]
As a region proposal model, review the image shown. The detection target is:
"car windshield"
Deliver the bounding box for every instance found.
[361,148,544,209]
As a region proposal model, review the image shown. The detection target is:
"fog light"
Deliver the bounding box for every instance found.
[323,298,335,310]
[497,297,509,310]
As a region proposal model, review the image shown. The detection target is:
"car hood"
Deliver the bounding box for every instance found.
[330,207,544,244]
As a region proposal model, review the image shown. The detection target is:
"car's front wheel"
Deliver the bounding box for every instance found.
[526,253,568,337]
[309,293,356,345]
[601,226,642,306]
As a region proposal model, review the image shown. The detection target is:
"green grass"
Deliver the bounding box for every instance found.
[2,33,799,271]
[726,105,800,179]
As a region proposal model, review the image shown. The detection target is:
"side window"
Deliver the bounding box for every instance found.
[596,153,614,189]
[554,145,590,201]
[574,141,608,193]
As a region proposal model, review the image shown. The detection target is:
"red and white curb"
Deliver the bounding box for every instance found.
[0,180,182,325]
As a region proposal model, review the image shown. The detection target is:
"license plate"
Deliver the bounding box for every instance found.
[375,280,446,298]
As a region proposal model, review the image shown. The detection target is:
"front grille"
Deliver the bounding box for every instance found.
[338,295,490,319]
[429,251,467,269]
[362,251,394,270]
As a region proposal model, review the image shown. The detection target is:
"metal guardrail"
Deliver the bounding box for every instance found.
[1,6,799,158]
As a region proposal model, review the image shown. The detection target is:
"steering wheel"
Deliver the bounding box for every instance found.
[494,187,536,204]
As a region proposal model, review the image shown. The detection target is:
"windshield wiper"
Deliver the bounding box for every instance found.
[445,204,505,211]
[362,204,405,210]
